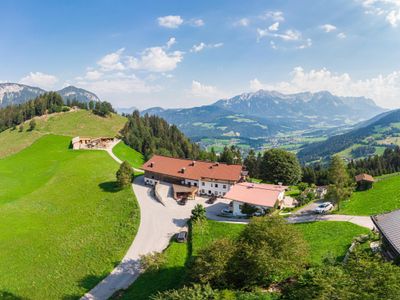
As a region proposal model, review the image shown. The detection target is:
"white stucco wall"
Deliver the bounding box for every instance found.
[144,176,158,186]
[198,180,232,197]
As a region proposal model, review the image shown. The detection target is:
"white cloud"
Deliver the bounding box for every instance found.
[189,80,226,99]
[128,47,184,72]
[85,70,103,80]
[249,67,400,108]
[158,15,184,28]
[189,18,205,27]
[98,48,125,71]
[268,22,280,31]
[235,18,250,26]
[190,42,223,53]
[262,10,285,22]
[337,32,347,39]
[166,37,176,49]
[321,24,337,32]
[20,72,59,89]
[386,8,400,26]
[275,29,302,41]
[361,0,400,27]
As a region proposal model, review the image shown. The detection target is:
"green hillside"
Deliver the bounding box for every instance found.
[340,174,400,215]
[0,135,140,299]
[0,109,127,158]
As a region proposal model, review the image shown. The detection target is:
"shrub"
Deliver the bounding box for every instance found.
[116,161,133,187]
[29,119,36,131]
[140,252,166,272]
[191,204,207,222]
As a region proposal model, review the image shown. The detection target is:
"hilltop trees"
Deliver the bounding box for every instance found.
[0,92,64,132]
[218,145,242,165]
[122,111,212,160]
[259,149,302,185]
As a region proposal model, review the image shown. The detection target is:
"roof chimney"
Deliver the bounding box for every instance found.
[149,162,154,168]
[181,167,186,173]
[191,160,196,166]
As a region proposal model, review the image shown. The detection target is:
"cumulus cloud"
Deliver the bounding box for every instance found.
[361,0,400,27]
[297,38,312,49]
[20,72,59,89]
[128,47,184,72]
[249,67,400,108]
[158,15,184,28]
[84,70,103,80]
[188,80,226,99]
[190,42,223,53]
[98,48,125,71]
[321,24,337,32]
[337,32,347,39]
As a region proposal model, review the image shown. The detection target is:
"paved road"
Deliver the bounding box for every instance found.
[82,177,226,300]
[287,214,375,230]
[105,140,143,173]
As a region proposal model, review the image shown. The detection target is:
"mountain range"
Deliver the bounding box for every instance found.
[142,90,386,139]
[0,83,100,107]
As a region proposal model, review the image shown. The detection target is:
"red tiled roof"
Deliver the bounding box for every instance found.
[142,155,243,182]
[355,173,374,182]
[224,182,286,207]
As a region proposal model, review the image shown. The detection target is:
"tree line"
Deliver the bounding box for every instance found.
[0,92,115,133]
[121,111,218,161]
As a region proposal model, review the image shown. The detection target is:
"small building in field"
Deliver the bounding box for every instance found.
[71,136,115,150]
[223,182,287,216]
[355,173,375,191]
[142,155,246,197]
[371,209,400,263]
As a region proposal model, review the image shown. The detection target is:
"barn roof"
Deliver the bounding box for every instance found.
[142,155,243,182]
[372,209,400,255]
[355,173,375,183]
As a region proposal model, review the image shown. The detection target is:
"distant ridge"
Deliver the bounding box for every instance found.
[141,89,387,139]
[0,83,100,107]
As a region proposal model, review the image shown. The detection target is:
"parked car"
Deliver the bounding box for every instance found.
[176,231,188,243]
[221,208,232,215]
[315,202,333,214]
[253,209,265,217]
[206,195,217,204]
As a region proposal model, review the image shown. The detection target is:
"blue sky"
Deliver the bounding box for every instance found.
[1,0,400,109]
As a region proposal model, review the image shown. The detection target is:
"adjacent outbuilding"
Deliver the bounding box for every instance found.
[224,182,287,216]
[355,173,375,191]
[371,209,400,262]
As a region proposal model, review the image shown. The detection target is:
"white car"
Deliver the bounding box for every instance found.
[315,202,333,214]
[221,208,232,215]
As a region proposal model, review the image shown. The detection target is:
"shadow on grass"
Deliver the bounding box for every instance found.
[99,181,123,193]
[0,291,28,300]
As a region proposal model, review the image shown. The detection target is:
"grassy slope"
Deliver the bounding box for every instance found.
[0,135,140,299]
[340,174,400,216]
[295,222,370,264]
[0,110,126,158]
[121,220,366,299]
[112,141,144,169]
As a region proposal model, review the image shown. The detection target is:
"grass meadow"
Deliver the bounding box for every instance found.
[0,135,139,299]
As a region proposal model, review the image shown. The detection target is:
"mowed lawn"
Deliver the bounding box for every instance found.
[295,221,370,264]
[112,141,144,169]
[120,219,366,299]
[0,109,127,158]
[340,174,400,215]
[0,135,139,299]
